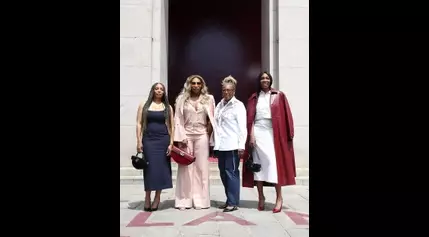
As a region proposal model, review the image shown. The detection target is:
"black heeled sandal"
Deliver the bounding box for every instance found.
[151,199,160,211]
[144,200,151,212]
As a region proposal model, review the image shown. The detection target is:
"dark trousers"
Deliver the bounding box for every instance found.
[217,150,240,206]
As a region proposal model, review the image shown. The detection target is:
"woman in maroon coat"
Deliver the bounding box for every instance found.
[242,71,296,213]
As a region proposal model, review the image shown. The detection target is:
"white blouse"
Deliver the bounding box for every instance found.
[255,90,272,121]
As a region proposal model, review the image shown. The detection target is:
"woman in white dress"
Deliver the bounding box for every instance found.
[242,71,296,213]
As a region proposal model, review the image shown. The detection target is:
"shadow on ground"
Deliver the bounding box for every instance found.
[127,199,287,211]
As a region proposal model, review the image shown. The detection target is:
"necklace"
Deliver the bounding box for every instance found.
[151,102,165,110]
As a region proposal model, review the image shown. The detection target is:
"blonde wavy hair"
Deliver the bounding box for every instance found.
[175,74,211,107]
[221,75,237,90]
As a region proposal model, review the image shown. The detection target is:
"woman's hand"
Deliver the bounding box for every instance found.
[166,144,172,156]
[238,149,245,157]
[206,121,213,135]
[178,139,187,149]
[249,136,256,148]
[137,143,143,153]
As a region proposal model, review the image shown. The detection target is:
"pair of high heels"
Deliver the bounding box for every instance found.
[257,197,283,213]
[144,199,160,212]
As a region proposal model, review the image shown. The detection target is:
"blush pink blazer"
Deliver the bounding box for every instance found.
[174,94,216,146]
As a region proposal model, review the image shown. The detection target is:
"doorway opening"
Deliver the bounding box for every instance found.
[167,0,269,106]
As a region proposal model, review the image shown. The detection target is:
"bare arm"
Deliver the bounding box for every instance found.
[136,102,144,145]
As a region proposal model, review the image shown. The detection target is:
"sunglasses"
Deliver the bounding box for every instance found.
[191,82,202,85]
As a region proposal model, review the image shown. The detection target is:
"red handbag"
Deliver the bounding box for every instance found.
[170,145,196,165]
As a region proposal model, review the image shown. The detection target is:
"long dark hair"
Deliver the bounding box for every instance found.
[141,82,171,134]
[256,71,273,98]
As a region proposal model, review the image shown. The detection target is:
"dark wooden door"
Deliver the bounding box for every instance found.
[168,0,261,107]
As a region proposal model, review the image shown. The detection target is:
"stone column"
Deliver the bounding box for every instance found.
[120,0,155,167]
[277,0,309,169]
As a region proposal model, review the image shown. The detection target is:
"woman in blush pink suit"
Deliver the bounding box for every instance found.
[173,75,216,210]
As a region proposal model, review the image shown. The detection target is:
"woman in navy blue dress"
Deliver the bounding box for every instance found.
[136,82,174,211]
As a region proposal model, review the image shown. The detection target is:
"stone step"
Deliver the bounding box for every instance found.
[121,163,222,176]
[120,161,308,186]
[121,166,223,177]
[121,162,309,176]
[119,175,309,186]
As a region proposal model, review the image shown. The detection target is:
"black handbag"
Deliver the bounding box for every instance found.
[245,152,261,173]
[131,152,148,170]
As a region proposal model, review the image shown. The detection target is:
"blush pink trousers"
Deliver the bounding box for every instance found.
[174,134,210,209]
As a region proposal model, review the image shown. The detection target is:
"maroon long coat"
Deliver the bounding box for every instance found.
[242,88,296,187]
